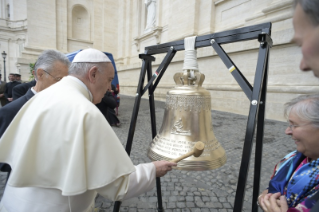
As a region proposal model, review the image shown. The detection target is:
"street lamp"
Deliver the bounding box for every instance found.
[2,51,7,82]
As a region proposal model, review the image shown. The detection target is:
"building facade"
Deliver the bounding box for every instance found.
[1,0,318,121]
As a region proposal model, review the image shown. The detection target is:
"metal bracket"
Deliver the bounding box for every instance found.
[258,32,273,48]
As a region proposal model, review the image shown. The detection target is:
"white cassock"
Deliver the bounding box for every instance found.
[0,76,156,212]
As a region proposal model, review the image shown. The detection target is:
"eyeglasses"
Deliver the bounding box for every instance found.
[43,69,62,82]
[287,122,311,131]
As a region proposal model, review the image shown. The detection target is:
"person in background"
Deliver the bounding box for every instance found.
[14,73,22,82]
[112,84,120,116]
[96,85,121,127]
[0,74,6,107]
[4,73,20,103]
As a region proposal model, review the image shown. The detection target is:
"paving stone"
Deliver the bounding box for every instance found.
[219,197,226,202]
[167,187,175,191]
[176,186,183,191]
[193,191,201,196]
[210,196,219,203]
[148,197,157,203]
[186,202,195,208]
[178,196,186,201]
[169,196,178,202]
[202,196,210,202]
[186,196,194,202]
[176,202,186,208]
[190,187,197,192]
[222,202,232,209]
[194,196,202,202]
[179,191,187,196]
[195,201,205,207]
[163,191,171,196]
[167,202,177,209]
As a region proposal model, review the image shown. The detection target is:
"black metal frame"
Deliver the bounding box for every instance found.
[113,22,272,212]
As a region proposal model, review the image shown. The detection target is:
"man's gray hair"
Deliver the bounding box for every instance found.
[68,62,108,77]
[34,50,70,80]
[284,94,319,127]
[294,0,319,26]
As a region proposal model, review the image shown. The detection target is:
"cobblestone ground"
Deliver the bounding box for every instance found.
[0,95,294,212]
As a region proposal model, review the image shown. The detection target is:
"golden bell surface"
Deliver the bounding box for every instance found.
[148,71,227,171]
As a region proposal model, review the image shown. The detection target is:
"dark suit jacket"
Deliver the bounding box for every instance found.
[12,80,36,100]
[0,89,34,172]
[0,81,6,106]
[4,81,21,100]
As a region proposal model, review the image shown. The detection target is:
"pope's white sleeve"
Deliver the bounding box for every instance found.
[123,162,156,200]
[96,175,130,201]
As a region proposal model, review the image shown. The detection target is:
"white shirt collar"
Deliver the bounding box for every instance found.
[31,87,37,95]
[67,76,93,102]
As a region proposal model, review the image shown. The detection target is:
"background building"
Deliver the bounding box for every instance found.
[1,0,318,121]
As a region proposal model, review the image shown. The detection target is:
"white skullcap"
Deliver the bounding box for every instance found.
[73,48,111,63]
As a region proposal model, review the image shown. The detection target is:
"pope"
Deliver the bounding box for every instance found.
[0,48,176,212]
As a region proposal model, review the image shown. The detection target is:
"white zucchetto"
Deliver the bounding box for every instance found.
[73,48,111,63]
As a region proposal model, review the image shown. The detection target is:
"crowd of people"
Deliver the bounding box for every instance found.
[0,0,318,211]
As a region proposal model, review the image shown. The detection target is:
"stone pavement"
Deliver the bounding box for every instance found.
[0,95,294,212]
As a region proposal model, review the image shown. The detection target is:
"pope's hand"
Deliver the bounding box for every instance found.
[153,161,177,177]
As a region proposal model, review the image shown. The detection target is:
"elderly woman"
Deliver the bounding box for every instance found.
[258,94,319,211]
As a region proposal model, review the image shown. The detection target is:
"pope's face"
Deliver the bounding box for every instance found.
[92,63,114,104]
[292,4,319,77]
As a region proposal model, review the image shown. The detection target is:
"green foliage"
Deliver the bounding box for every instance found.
[29,63,35,80]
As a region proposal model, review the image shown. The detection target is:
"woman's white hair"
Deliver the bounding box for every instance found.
[68,62,108,77]
[284,94,319,127]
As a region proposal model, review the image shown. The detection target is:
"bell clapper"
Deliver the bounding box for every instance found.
[171,141,205,163]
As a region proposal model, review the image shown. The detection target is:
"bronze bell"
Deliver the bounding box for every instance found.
[148,70,227,171]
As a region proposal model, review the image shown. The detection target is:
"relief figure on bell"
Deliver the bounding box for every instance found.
[171,118,191,135]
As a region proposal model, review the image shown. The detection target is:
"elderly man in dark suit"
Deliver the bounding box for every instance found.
[0,49,70,183]
[0,74,6,107]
